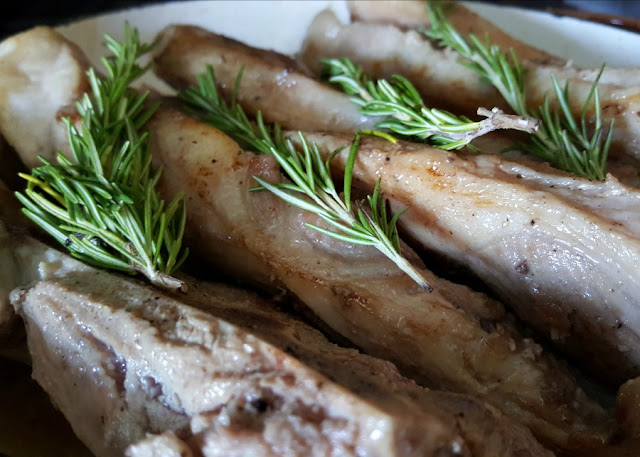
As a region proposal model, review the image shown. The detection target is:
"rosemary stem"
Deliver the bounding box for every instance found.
[323,57,538,150]
[16,24,188,291]
[424,2,613,180]
[180,66,430,289]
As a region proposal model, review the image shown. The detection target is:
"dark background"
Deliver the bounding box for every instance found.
[2,0,156,38]
[2,1,640,39]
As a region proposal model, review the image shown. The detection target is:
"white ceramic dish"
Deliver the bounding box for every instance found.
[55,0,640,94]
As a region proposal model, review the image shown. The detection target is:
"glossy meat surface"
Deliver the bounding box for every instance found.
[149,15,640,385]
[0,23,619,456]
[300,131,640,386]
[149,105,611,452]
[347,0,557,62]
[153,24,375,134]
[9,237,555,457]
[11,247,459,457]
[299,10,640,163]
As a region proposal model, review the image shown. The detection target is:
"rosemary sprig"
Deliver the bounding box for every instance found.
[15,24,189,291]
[323,57,539,150]
[425,1,614,181]
[425,3,528,115]
[525,70,614,180]
[180,66,431,290]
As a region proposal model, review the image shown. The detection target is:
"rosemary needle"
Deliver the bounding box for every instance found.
[180,66,432,290]
[15,24,189,291]
[425,1,614,180]
[323,57,539,150]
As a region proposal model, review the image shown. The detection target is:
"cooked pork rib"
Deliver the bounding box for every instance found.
[0,23,616,455]
[0,27,88,168]
[348,0,640,88]
[148,23,534,172]
[150,18,640,385]
[346,0,557,62]
[150,24,527,156]
[299,10,640,163]
[9,236,555,457]
[153,25,375,134]
[149,104,612,453]
[298,131,640,386]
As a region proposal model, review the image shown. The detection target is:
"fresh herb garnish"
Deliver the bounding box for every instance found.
[425,1,613,180]
[524,69,613,179]
[15,24,189,291]
[180,66,431,290]
[323,57,539,150]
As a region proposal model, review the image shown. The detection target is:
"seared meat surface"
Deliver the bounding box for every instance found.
[346,0,557,62]
[9,237,554,457]
[151,24,534,158]
[1,21,635,457]
[298,131,640,386]
[151,14,640,387]
[149,104,612,453]
[299,9,640,164]
[153,25,375,134]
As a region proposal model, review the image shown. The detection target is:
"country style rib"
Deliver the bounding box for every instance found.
[9,236,553,457]
[153,24,375,134]
[148,104,612,453]
[299,9,640,164]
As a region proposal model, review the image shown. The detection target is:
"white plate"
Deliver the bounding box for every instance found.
[55,0,640,93]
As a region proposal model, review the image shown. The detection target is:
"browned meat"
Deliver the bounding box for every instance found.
[153,25,376,134]
[151,24,542,156]
[150,16,640,387]
[0,23,610,456]
[297,131,640,388]
[149,104,612,453]
[9,236,554,457]
[299,10,640,163]
[0,26,89,168]
[346,0,557,62]
[347,0,640,88]
[298,10,507,119]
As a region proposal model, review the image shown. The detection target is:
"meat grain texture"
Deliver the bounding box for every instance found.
[299,131,640,387]
[9,237,553,457]
[0,19,635,457]
[346,0,558,62]
[154,24,375,134]
[152,18,640,387]
[299,8,640,164]
[149,105,613,454]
